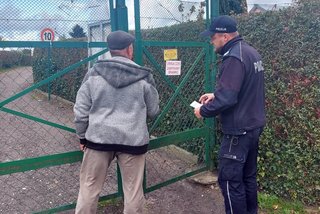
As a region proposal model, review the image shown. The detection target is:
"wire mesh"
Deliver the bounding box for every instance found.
[145,45,206,135]
[0,0,110,42]
[144,44,208,187]
[0,162,118,214]
[0,46,120,213]
[1,0,210,213]
[138,0,210,191]
[139,0,206,41]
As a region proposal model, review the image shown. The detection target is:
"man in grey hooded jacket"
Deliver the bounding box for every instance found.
[74,30,159,214]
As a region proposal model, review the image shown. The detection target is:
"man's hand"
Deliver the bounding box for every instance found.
[80,144,86,152]
[199,93,215,104]
[194,106,203,119]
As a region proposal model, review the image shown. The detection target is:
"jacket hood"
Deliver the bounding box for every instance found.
[94,56,152,88]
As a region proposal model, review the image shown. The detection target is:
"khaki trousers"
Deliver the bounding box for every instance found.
[75,148,145,214]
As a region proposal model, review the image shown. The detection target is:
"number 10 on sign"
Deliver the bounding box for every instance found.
[41,28,55,41]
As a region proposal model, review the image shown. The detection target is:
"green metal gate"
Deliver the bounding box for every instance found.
[0,0,218,213]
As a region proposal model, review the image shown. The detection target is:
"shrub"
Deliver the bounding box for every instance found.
[31,38,88,103]
[234,1,320,205]
[0,50,30,70]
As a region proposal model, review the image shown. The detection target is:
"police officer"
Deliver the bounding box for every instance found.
[194,15,266,214]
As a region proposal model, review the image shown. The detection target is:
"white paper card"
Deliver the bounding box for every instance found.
[190,101,202,108]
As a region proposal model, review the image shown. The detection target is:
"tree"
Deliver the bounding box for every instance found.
[178,1,206,22]
[69,24,86,38]
[293,0,318,5]
[178,0,247,23]
[219,0,247,15]
[197,1,206,20]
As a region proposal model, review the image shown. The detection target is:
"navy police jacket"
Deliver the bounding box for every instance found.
[200,36,266,135]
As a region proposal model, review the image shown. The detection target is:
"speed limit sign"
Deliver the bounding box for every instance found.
[41,28,55,41]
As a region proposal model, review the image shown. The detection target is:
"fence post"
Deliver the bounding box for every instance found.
[134,0,143,66]
[109,0,116,32]
[47,45,50,101]
[113,0,130,201]
[117,163,124,198]
[114,0,128,31]
[206,0,220,171]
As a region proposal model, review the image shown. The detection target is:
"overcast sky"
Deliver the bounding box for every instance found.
[247,0,293,10]
[0,0,295,41]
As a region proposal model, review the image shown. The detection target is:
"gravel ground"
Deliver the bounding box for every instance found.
[96,179,225,214]
[142,180,225,214]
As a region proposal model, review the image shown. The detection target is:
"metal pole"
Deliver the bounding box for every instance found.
[134,0,143,66]
[114,0,130,200]
[115,0,128,31]
[47,46,50,101]
[109,0,115,31]
[117,163,124,198]
[207,0,219,171]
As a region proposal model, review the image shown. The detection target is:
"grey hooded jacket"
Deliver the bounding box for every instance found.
[74,56,159,154]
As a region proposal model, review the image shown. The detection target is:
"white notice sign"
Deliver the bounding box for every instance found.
[166,60,181,75]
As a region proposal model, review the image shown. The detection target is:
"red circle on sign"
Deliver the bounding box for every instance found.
[41,28,55,41]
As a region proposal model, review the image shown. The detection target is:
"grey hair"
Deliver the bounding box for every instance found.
[109,44,133,57]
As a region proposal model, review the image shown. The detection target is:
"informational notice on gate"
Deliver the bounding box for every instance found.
[166,60,181,76]
[164,49,178,61]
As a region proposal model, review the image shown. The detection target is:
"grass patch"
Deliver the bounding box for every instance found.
[30,90,46,101]
[97,197,124,214]
[0,66,26,74]
[98,197,122,207]
[258,192,319,214]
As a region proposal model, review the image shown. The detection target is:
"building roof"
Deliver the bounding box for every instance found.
[249,3,290,13]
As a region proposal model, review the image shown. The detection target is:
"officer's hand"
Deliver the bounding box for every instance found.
[199,93,215,104]
[194,107,202,119]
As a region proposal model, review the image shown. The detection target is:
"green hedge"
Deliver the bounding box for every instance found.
[0,50,31,70]
[31,38,88,103]
[234,2,320,205]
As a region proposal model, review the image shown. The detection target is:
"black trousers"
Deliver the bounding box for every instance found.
[218,127,264,214]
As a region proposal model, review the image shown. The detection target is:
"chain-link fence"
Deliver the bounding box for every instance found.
[0,0,110,41]
[138,0,206,41]
[1,0,215,213]
[138,2,213,192]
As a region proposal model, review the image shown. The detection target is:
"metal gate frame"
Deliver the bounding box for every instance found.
[141,40,213,193]
[0,0,219,213]
[133,0,219,195]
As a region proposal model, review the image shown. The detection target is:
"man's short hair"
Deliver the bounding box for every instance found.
[109,44,132,57]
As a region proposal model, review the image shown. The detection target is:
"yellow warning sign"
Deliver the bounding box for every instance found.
[164,49,178,61]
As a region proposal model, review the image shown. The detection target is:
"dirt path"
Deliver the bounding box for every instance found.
[94,178,225,214]
[142,180,225,214]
